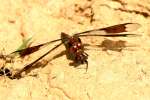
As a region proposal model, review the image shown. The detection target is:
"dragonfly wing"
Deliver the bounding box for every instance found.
[97,23,141,34]
[74,23,141,36]
[10,38,62,57]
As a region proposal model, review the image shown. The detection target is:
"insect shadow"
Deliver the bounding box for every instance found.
[85,38,137,52]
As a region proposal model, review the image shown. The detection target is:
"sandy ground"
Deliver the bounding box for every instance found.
[0,0,150,100]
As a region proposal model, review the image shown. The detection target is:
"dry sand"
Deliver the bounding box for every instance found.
[0,0,150,100]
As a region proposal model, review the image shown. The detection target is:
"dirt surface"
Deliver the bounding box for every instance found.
[0,0,150,100]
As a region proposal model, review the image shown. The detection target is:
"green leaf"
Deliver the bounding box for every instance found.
[16,36,33,51]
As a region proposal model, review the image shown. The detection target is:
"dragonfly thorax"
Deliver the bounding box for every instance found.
[61,32,88,63]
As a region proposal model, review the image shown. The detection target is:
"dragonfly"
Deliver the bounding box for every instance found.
[1,23,141,79]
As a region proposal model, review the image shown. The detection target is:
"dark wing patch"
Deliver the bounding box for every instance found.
[100,23,129,33]
[14,44,44,57]
[100,23,141,33]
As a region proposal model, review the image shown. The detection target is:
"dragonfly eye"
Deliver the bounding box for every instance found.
[73,45,77,49]
[72,45,78,52]
[70,46,77,53]
[77,43,81,48]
